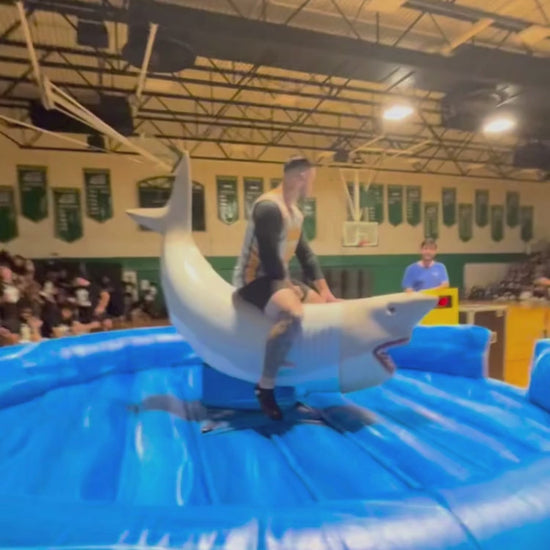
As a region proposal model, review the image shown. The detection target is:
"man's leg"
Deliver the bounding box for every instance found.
[256,288,303,420]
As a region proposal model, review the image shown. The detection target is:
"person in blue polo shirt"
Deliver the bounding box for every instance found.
[402,239,449,292]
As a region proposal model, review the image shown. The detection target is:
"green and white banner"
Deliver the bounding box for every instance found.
[520,206,534,242]
[18,165,48,222]
[424,202,439,240]
[491,205,504,242]
[363,183,384,223]
[243,177,264,220]
[475,190,489,227]
[442,187,457,227]
[300,197,317,241]
[406,185,421,226]
[387,185,403,226]
[506,191,520,228]
[53,188,83,243]
[84,169,112,223]
[458,203,473,242]
[216,176,239,225]
[0,186,17,242]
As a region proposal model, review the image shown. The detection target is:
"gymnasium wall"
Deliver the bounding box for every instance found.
[1,138,548,294]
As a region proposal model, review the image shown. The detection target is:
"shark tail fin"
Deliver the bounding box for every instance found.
[126,207,167,233]
[126,151,192,235]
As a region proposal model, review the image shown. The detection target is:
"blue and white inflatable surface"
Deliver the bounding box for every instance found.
[1,326,550,549]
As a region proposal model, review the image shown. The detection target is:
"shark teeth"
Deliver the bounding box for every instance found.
[373,338,409,375]
[375,348,397,374]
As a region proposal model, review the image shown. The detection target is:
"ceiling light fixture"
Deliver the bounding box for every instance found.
[382,104,414,121]
[483,115,516,133]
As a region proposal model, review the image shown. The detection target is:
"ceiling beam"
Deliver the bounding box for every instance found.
[0,102,518,171]
[404,0,526,33]
[3,0,550,92]
[0,77,513,158]
[0,41,441,109]
[440,18,495,56]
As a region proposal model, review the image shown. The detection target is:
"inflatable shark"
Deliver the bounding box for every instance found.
[127,153,437,393]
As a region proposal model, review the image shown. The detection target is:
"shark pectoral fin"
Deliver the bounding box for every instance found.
[126,207,167,233]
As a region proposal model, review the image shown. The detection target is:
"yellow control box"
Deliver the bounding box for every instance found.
[420,287,459,325]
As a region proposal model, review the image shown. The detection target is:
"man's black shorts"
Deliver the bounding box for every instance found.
[237,276,310,311]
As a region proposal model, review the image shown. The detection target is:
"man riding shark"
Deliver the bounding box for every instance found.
[127,152,437,420]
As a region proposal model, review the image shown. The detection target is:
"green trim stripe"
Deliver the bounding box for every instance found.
[75,253,526,297]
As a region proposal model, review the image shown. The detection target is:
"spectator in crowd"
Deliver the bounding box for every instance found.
[535,264,550,288]
[103,276,124,320]
[72,275,112,332]
[72,276,98,329]
[11,255,27,277]
[141,282,159,318]
[40,286,61,339]
[17,299,42,343]
[52,301,79,338]
[123,282,137,321]
[95,276,114,330]
[20,260,41,314]
[1,264,22,342]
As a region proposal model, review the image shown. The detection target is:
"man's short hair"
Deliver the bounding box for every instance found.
[284,156,313,174]
[421,238,437,248]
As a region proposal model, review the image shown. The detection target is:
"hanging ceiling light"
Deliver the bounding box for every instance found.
[483,114,517,133]
[382,104,414,121]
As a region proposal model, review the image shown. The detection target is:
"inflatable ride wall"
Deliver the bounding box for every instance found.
[2,326,550,550]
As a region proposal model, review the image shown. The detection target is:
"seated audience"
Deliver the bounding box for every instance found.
[0,249,166,347]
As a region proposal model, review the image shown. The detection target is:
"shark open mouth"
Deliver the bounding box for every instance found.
[373,338,410,374]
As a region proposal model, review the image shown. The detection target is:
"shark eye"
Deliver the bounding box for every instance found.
[387,305,396,315]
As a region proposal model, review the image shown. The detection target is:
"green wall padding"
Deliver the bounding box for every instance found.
[81,253,526,297]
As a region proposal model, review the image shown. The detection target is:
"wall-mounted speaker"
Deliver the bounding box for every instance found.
[121,0,196,73]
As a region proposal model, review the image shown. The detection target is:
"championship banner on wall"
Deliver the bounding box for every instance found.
[506,191,520,228]
[243,177,263,220]
[491,205,504,242]
[53,188,83,243]
[475,190,489,227]
[458,203,473,242]
[17,165,48,222]
[216,176,239,225]
[0,186,17,242]
[387,185,403,226]
[84,169,113,223]
[520,206,534,242]
[442,187,457,227]
[300,197,317,241]
[406,185,421,226]
[424,202,439,239]
[363,183,384,223]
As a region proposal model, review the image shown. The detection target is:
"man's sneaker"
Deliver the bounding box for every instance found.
[255,385,283,421]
